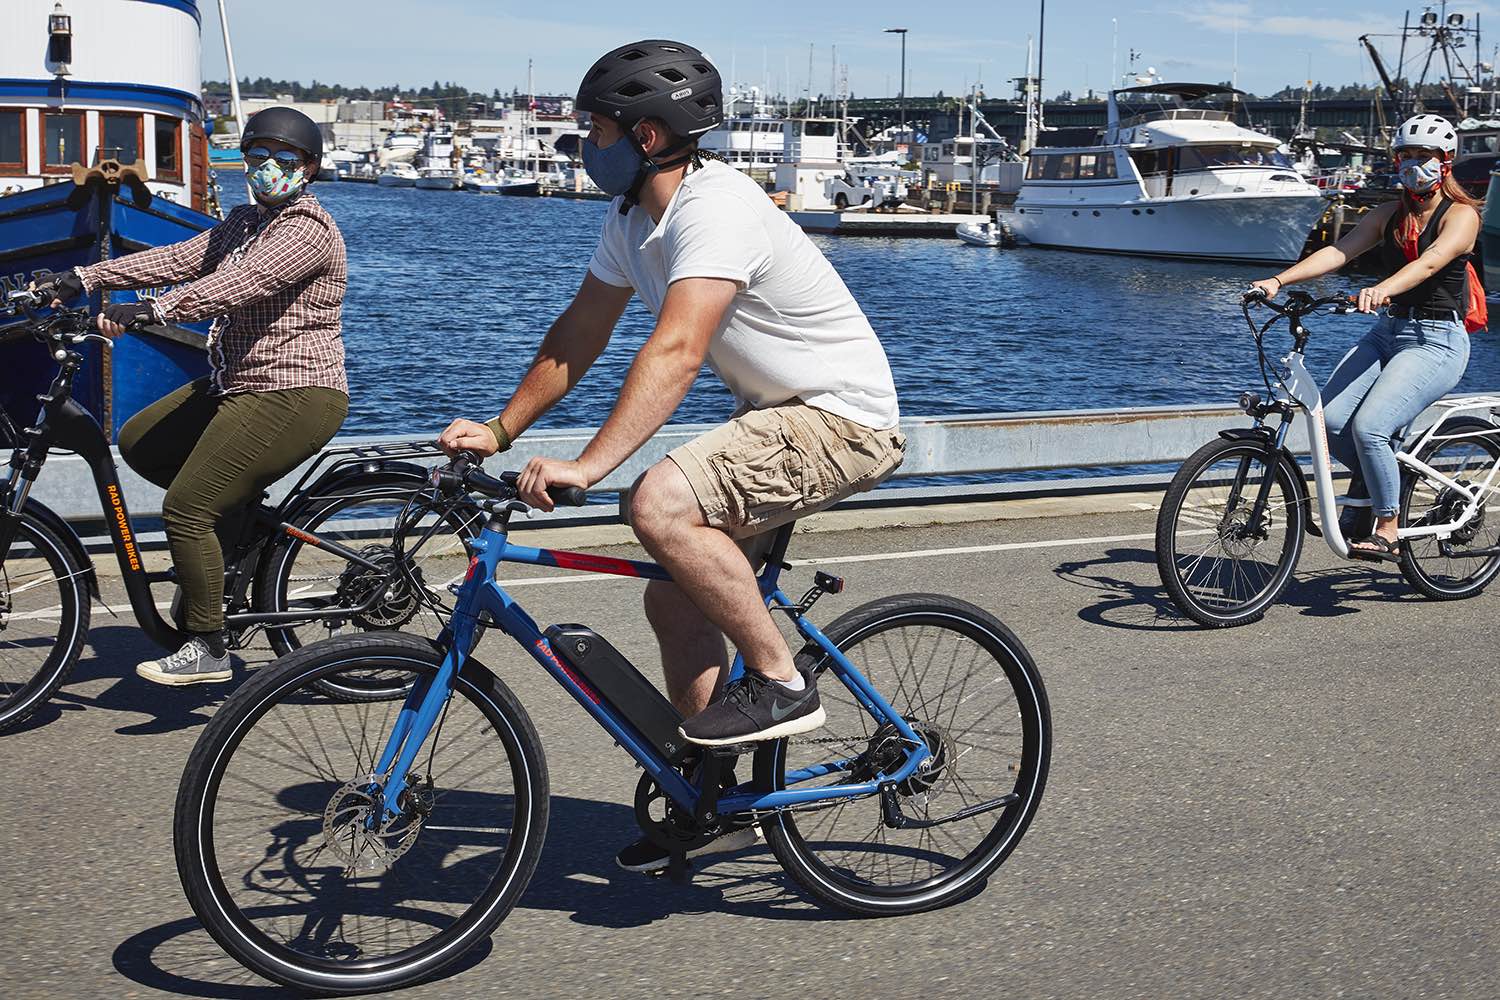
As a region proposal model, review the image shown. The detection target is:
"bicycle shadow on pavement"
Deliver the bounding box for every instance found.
[13,624,269,737]
[515,794,849,927]
[1058,546,1415,632]
[110,794,865,997]
[111,912,494,998]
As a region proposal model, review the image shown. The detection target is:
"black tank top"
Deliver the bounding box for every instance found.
[1380,199,1471,312]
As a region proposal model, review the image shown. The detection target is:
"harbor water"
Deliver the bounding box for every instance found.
[218,181,1500,442]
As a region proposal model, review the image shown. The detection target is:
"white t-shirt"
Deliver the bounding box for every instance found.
[587,160,900,430]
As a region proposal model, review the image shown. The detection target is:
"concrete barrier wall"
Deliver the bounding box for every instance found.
[24,397,1496,523]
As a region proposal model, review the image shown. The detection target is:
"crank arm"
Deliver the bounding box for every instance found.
[879,783,1018,829]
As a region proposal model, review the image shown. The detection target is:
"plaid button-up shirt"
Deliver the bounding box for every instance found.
[79,193,348,395]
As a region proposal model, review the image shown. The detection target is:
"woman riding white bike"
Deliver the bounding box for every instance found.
[1250,113,1480,563]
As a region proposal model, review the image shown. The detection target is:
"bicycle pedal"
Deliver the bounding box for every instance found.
[708,742,756,758]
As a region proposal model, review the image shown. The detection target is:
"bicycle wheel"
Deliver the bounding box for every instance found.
[755,594,1050,916]
[1155,437,1307,627]
[174,632,548,994]
[1398,420,1500,599]
[0,509,90,734]
[255,477,480,701]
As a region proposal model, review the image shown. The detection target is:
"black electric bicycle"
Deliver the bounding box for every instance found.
[0,290,481,733]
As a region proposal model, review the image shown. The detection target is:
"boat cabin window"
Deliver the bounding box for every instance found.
[1075,152,1118,179]
[1176,145,1291,170]
[803,121,837,137]
[0,110,23,175]
[42,112,84,174]
[1130,148,1167,176]
[155,115,182,180]
[1459,132,1500,156]
[100,112,142,165]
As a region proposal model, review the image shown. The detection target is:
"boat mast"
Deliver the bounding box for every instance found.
[215,0,250,199]
[528,58,537,176]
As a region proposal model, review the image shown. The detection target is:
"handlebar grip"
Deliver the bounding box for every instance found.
[549,485,588,507]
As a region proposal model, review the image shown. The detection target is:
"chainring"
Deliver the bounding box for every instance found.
[633,771,720,853]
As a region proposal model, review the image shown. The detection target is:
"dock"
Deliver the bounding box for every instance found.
[789,207,988,237]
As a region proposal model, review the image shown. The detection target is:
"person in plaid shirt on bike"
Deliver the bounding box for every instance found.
[33,108,349,686]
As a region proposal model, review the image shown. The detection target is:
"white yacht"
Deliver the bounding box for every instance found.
[1008,84,1328,262]
[376,162,418,187]
[414,165,458,189]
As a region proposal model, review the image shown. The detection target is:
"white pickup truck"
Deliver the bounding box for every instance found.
[827,171,908,210]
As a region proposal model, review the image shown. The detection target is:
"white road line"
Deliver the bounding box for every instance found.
[786,530,1206,566]
[486,528,1211,586]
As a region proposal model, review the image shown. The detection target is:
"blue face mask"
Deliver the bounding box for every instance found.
[581,134,648,196]
[1398,156,1443,195]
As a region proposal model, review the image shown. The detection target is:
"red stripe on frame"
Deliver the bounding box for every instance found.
[547,550,644,577]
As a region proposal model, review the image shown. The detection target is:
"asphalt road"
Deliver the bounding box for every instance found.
[2,508,1496,1000]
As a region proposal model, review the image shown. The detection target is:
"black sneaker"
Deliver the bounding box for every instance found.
[614,824,760,873]
[680,667,824,746]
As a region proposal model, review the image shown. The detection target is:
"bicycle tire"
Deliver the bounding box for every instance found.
[1155,437,1306,628]
[1398,418,1500,600]
[0,510,91,734]
[254,476,480,702]
[173,632,549,994]
[754,594,1050,916]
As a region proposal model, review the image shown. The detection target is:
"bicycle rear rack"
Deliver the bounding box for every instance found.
[280,439,445,510]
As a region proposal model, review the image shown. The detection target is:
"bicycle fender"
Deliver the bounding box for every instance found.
[20,498,97,597]
[1216,429,1320,537]
[279,464,432,526]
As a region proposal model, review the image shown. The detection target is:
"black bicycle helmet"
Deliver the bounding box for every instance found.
[240,107,324,164]
[576,40,723,139]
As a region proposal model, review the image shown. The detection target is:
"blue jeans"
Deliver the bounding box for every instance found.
[1322,315,1470,518]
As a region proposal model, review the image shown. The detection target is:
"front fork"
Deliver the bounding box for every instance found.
[1221,415,1294,539]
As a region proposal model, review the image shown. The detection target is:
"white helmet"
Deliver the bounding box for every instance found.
[1393,114,1458,156]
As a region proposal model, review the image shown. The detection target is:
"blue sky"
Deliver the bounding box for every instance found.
[199,2,1479,100]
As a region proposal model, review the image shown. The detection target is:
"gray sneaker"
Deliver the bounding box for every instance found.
[136,638,232,686]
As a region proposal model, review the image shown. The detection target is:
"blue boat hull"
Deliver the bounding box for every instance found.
[0,181,215,440]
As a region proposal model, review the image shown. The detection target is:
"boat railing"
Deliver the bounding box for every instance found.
[1116,108,1234,130]
[1135,165,1305,199]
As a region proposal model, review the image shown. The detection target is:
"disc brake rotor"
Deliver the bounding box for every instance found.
[321,774,426,872]
[1218,508,1271,559]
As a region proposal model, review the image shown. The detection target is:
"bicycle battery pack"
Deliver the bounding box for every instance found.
[544,625,689,763]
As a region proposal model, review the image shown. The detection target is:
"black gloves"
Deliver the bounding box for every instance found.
[34,270,84,304]
[100,301,157,329]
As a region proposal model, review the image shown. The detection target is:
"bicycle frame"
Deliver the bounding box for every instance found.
[1269,347,1500,558]
[0,321,454,651]
[368,511,934,825]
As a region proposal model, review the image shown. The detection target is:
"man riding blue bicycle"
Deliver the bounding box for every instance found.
[439,39,905,870]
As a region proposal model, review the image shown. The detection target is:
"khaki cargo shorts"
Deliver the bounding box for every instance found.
[668,401,906,540]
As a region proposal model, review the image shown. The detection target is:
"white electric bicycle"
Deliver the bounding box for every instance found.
[1156,289,1500,628]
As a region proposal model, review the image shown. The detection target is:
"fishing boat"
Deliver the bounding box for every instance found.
[1007,84,1328,263]
[1,0,222,440]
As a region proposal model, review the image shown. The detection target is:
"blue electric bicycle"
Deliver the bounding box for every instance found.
[173,455,1051,994]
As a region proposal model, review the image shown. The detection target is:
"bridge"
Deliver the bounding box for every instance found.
[838,96,1386,148]
[3,401,1497,999]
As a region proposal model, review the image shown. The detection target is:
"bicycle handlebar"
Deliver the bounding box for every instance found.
[1241,288,1358,317]
[436,453,589,507]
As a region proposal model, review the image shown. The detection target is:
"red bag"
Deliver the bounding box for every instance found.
[1398,216,1487,332]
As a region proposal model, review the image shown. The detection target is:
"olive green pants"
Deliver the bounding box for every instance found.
[119,378,348,633]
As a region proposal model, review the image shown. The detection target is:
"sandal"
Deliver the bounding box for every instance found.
[1348,534,1401,564]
